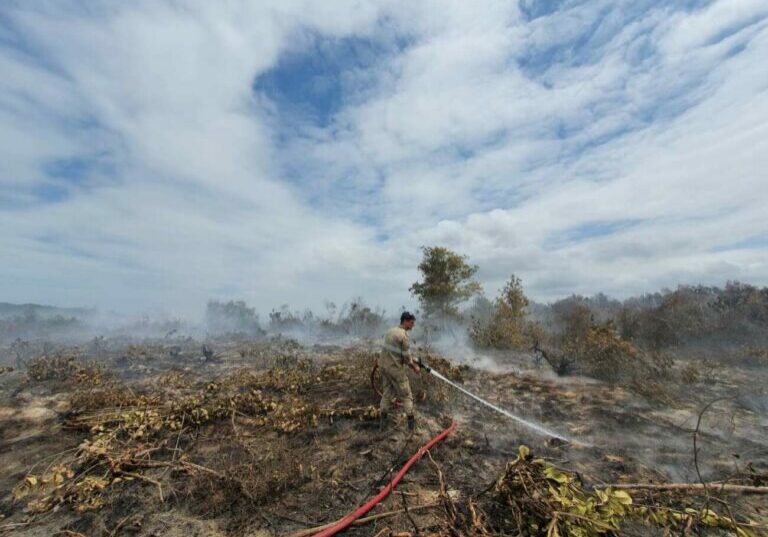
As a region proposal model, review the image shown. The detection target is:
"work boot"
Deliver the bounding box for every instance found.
[407,415,415,431]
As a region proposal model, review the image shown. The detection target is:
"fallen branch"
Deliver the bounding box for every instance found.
[399,491,420,536]
[692,397,732,507]
[109,515,133,537]
[179,460,225,478]
[426,450,458,524]
[283,502,440,537]
[0,522,32,533]
[603,483,768,494]
[118,471,164,501]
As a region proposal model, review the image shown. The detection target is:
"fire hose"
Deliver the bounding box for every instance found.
[373,357,570,442]
[310,358,571,536]
[310,420,457,537]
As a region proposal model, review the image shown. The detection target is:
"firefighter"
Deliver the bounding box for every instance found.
[379,311,421,431]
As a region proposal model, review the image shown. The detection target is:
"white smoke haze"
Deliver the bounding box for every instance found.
[2,288,766,508]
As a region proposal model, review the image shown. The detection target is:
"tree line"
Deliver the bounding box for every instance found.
[409,246,768,384]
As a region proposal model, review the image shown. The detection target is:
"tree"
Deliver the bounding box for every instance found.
[409,246,482,318]
[338,297,385,336]
[469,274,531,349]
[205,300,262,335]
[563,320,642,382]
[552,296,593,342]
[498,275,529,321]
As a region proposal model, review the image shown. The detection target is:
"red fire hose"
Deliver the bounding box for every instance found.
[311,420,457,537]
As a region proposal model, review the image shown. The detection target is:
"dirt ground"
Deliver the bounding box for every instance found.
[0,337,766,536]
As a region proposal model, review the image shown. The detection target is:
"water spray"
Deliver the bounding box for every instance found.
[417,358,572,443]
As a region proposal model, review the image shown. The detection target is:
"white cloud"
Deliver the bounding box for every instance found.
[0,0,767,318]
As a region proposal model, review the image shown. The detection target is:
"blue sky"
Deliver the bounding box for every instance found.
[1,0,767,316]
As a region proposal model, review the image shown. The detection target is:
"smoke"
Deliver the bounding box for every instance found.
[2,295,766,490]
[423,328,512,373]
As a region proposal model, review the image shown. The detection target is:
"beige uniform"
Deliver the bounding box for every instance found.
[379,326,414,416]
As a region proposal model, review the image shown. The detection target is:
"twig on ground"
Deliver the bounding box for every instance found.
[604,483,768,494]
[159,414,186,480]
[266,510,321,527]
[109,515,133,537]
[426,450,458,524]
[399,491,420,536]
[0,522,31,533]
[118,471,163,501]
[171,414,186,460]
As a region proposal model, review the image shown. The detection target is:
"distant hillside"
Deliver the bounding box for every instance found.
[0,302,92,319]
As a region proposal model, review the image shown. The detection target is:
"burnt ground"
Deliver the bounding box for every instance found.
[0,337,766,536]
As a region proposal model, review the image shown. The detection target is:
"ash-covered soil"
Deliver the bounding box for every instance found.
[0,337,766,536]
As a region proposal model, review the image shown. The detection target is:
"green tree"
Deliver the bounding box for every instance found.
[409,246,482,318]
[469,274,532,349]
[498,275,529,322]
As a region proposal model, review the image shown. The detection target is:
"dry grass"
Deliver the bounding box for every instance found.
[3,340,766,537]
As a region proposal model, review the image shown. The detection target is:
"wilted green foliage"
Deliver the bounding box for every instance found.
[26,352,106,384]
[481,445,761,537]
[410,246,482,318]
